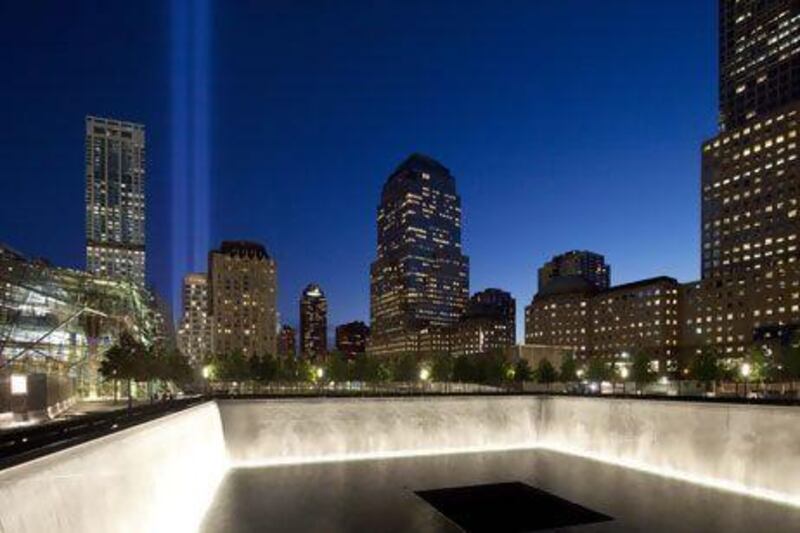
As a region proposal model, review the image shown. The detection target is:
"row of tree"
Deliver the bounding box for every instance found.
[204,350,573,387]
[98,332,193,408]
[98,333,800,399]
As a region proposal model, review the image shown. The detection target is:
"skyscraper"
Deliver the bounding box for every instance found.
[718,0,800,131]
[693,0,800,357]
[369,153,470,356]
[538,250,610,292]
[85,116,146,288]
[300,283,327,359]
[177,273,212,366]
[208,241,277,358]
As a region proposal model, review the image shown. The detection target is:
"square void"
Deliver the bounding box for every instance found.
[415,481,612,532]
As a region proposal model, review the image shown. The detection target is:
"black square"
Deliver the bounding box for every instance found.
[415,481,612,532]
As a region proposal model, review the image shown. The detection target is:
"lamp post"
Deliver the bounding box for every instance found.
[741,362,752,399]
[619,366,630,395]
[202,365,213,396]
[419,367,430,394]
[315,366,325,396]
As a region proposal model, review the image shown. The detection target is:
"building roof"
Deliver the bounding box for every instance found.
[603,276,678,294]
[393,153,451,176]
[215,241,271,260]
[537,275,599,298]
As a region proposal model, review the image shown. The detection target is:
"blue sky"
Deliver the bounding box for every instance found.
[0,1,718,340]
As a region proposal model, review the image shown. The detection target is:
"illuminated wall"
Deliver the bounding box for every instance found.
[0,402,226,533]
[2,397,800,532]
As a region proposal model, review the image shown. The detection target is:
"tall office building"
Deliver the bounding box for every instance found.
[694,0,800,357]
[278,325,297,358]
[538,250,610,292]
[369,154,470,356]
[300,284,327,359]
[718,0,800,131]
[177,273,212,366]
[85,116,146,287]
[208,241,277,358]
[335,321,370,359]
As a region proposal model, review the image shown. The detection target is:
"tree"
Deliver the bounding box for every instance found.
[250,354,278,382]
[690,348,720,391]
[784,343,800,385]
[99,332,146,410]
[393,353,418,382]
[453,356,476,383]
[325,351,350,382]
[475,353,507,385]
[586,358,610,382]
[513,359,532,382]
[631,353,655,390]
[213,351,250,382]
[559,354,577,382]
[431,353,454,382]
[536,359,557,385]
[743,345,770,382]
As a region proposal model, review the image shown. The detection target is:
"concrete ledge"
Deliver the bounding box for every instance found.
[0,401,226,533]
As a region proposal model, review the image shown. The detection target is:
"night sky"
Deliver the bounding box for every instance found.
[0,1,717,339]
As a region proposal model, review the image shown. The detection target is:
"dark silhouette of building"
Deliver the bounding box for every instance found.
[538,250,610,292]
[369,153,469,355]
[278,325,296,358]
[335,321,370,359]
[452,289,516,356]
[300,283,327,359]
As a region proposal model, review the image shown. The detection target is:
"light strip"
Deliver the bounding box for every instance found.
[232,444,800,509]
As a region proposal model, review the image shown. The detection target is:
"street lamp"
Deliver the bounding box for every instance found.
[741,362,752,398]
[419,367,430,381]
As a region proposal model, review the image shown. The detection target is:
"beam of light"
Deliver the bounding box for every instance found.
[171,0,212,317]
[170,0,190,315]
[191,0,211,272]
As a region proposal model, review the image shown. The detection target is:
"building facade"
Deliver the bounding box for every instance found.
[277,325,297,358]
[692,0,800,358]
[718,0,800,131]
[538,250,610,292]
[525,273,680,367]
[300,283,327,359]
[335,321,370,359]
[177,273,212,366]
[85,116,146,288]
[452,289,516,356]
[369,153,470,356]
[208,241,277,358]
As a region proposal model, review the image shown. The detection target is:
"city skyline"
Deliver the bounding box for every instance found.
[0,1,717,341]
